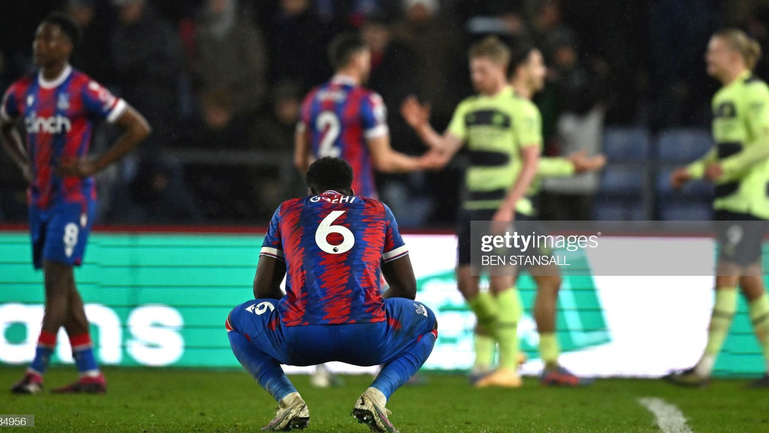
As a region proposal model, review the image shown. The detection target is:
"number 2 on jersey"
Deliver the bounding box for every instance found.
[315,211,354,254]
[317,111,341,157]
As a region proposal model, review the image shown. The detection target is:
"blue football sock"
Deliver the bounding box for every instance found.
[228,330,297,402]
[29,331,57,376]
[372,330,437,400]
[70,334,100,377]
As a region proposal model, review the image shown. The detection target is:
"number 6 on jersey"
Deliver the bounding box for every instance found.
[315,211,355,254]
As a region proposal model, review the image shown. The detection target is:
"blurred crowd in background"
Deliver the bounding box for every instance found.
[1,0,769,226]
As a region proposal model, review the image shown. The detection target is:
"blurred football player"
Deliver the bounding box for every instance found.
[294,33,439,199]
[2,13,150,394]
[668,29,769,388]
[401,36,540,388]
[403,41,603,387]
[473,44,602,386]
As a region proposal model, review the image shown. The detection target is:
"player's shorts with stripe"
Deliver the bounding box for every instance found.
[715,210,769,266]
[226,298,437,367]
[29,200,96,270]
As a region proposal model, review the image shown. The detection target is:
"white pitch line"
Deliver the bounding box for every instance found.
[638,397,694,433]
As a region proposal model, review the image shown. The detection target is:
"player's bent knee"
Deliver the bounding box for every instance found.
[423,304,438,331]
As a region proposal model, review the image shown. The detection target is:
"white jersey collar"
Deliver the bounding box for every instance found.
[38,64,73,89]
[330,75,358,86]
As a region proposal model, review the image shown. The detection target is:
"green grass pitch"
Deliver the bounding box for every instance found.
[1,367,768,432]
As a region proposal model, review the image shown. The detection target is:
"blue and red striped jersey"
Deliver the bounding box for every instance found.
[1,65,126,209]
[298,76,389,198]
[261,190,408,326]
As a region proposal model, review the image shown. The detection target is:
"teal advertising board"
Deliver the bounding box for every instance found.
[0,230,764,377]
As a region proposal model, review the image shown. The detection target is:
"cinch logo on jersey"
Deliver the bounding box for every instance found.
[25,113,72,134]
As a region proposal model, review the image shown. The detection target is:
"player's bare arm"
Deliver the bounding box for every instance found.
[0,119,32,182]
[57,105,150,178]
[670,167,693,190]
[400,96,432,144]
[401,96,464,163]
[567,150,607,174]
[366,134,444,172]
[381,255,417,300]
[537,153,606,179]
[494,145,539,222]
[671,148,716,190]
[294,127,311,173]
[253,255,287,300]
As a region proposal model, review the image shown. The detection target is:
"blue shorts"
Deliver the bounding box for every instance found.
[29,201,96,270]
[226,298,437,367]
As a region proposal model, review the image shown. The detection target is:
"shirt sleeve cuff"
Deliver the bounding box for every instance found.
[686,162,705,179]
[260,247,285,261]
[364,124,389,139]
[296,122,306,133]
[382,245,409,263]
[106,99,127,123]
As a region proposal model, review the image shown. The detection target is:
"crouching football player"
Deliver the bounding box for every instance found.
[226,157,437,432]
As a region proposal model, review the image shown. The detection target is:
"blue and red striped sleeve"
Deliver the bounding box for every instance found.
[381,203,408,263]
[260,204,285,261]
[359,91,389,140]
[80,78,126,123]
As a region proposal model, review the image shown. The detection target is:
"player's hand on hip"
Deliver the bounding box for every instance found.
[704,163,723,182]
[56,157,98,178]
[669,167,691,190]
[400,96,431,129]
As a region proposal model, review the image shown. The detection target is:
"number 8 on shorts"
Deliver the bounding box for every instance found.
[29,201,96,270]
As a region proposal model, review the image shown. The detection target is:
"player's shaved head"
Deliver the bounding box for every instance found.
[306,157,354,195]
[328,34,368,70]
[41,12,82,46]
